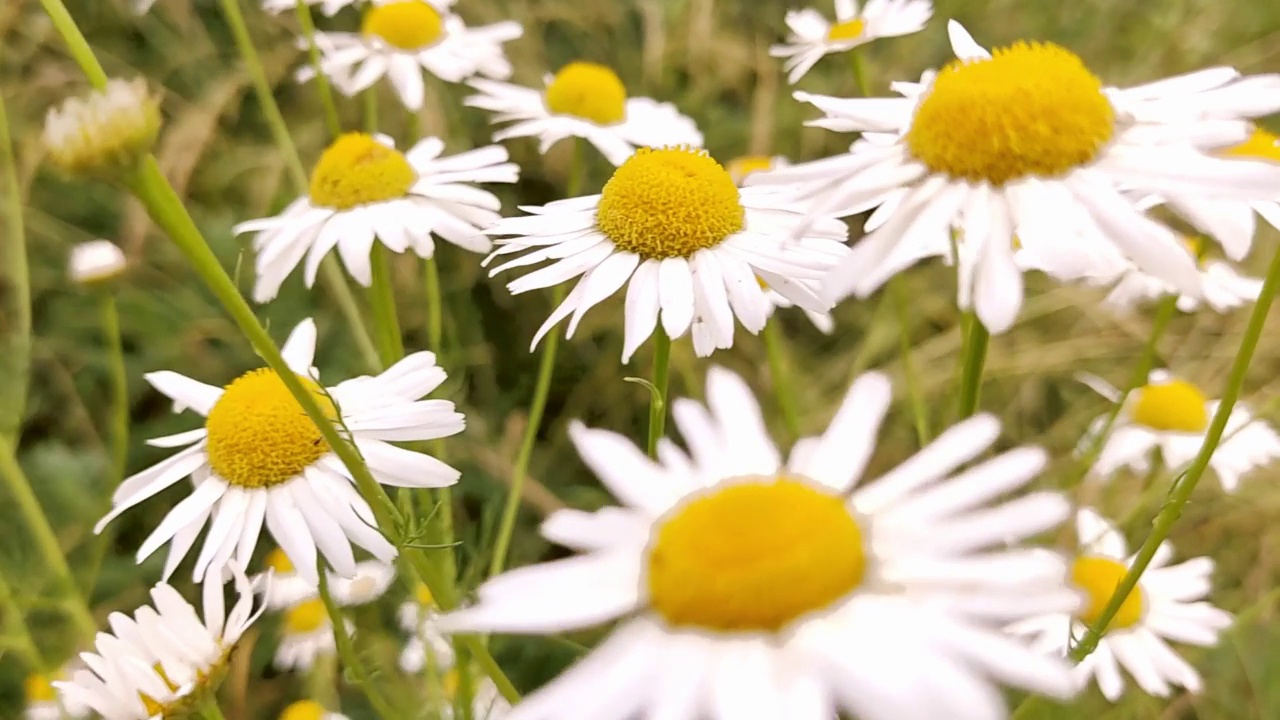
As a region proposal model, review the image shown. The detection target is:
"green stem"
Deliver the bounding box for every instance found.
[955,312,989,419]
[101,294,128,483]
[0,435,98,642]
[849,48,872,97]
[424,256,444,353]
[294,0,341,139]
[488,285,564,578]
[318,565,397,720]
[761,320,800,441]
[364,87,378,134]
[0,571,43,667]
[198,699,228,720]
[646,331,671,457]
[890,277,930,444]
[0,90,30,445]
[369,245,405,365]
[37,0,108,89]
[320,260,382,373]
[1067,245,1280,663]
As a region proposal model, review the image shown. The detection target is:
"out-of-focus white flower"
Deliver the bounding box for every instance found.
[254,547,396,610]
[43,78,160,177]
[398,583,456,672]
[68,240,128,285]
[771,0,933,84]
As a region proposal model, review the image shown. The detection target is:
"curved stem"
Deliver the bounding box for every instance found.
[955,312,989,420]
[646,331,672,457]
[101,295,129,483]
[761,320,800,441]
[293,0,341,139]
[0,91,30,445]
[317,566,396,720]
[369,244,404,366]
[37,0,108,89]
[0,570,43,668]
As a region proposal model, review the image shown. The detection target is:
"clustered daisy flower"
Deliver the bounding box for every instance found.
[274,597,346,672]
[771,0,934,84]
[254,547,396,610]
[1087,235,1263,314]
[398,583,457,673]
[42,77,160,178]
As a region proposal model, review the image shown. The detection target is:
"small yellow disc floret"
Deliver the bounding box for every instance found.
[309,133,416,211]
[1223,127,1280,163]
[544,62,628,125]
[1071,556,1145,629]
[284,598,330,635]
[361,1,443,51]
[1131,379,1209,433]
[280,699,329,720]
[827,18,866,42]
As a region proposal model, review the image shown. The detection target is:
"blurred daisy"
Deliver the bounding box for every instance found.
[465,62,703,166]
[261,0,384,15]
[24,666,88,720]
[255,547,396,610]
[94,318,465,585]
[725,154,790,186]
[771,0,933,84]
[55,570,265,719]
[275,598,345,672]
[1082,370,1280,491]
[751,21,1280,334]
[1008,508,1232,701]
[234,132,517,303]
[484,146,849,360]
[42,77,159,178]
[299,0,520,111]
[68,239,128,285]
[1092,236,1262,314]
[760,275,835,333]
[433,668,510,720]
[443,367,1080,719]
[278,700,350,720]
[399,583,457,672]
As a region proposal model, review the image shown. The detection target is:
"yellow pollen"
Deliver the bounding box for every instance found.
[826,18,867,42]
[415,582,435,607]
[1222,127,1280,163]
[308,132,416,210]
[265,547,295,574]
[906,42,1115,186]
[1071,556,1145,629]
[726,155,776,186]
[284,598,330,635]
[361,1,443,51]
[647,477,865,632]
[1131,378,1209,433]
[596,146,745,260]
[24,673,56,704]
[280,699,329,720]
[544,62,628,125]
[204,369,337,490]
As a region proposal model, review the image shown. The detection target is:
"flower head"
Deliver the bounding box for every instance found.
[68,240,128,286]
[254,547,396,609]
[277,700,349,720]
[398,583,456,672]
[23,665,89,720]
[43,78,160,178]
[275,598,345,671]
[771,0,933,84]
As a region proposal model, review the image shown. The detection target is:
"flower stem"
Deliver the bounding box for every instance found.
[0,570,43,668]
[955,312,989,419]
[0,91,30,446]
[0,434,98,642]
[424,256,444,353]
[1068,245,1280,663]
[198,698,228,720]
[369,244,405,366]
[37,0,108,89]
[101,294,129,483]
[890,277,930,444]
[293,0,341,139]
[321,261,382,373]
[761,320,800,441]
[849,48,872,97]
[647,331,672,457]
[318,564,397,720]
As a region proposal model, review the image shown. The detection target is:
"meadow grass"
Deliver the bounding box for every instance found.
[2,0,1280,717]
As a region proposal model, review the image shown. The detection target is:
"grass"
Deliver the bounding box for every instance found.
[2,0,1280,717]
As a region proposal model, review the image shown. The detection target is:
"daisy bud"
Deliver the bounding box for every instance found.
[68,239,128,286]
[42,78,160,179]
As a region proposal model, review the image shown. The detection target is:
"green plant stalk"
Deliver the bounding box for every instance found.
[761,320,800,441]
[38,0,108,89]
[364,88,379,134]
[198,699,228,720]
[294,0,341,139]
[0,91,29,446]
[890,277,930,444]
[849,48,872,97]
[647,331,672,457]
[124,156,518,702]
[369,245,405,365]
[955,312,989,419]
[321,261,383,373]
[318,565,397,720]
[0,570,43,668]
[0,435,98,642]
[424,256,444,353]
[1068,245,1280,663]
[101,294,129,483]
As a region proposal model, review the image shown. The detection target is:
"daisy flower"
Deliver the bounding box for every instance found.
[260,0,390,15]
[55,569,266,720]
[771,0,933,84]
[750,21,1280,334]
[465,62,703,166]
[255,547,396,610]
[484,146,849,360]
[278,700,350,720]
[94,318,465,585]
[68,239,128,285]
[275,598,347,672]
[399,583,457,672]
[299,0,521,111]
[42,77,159,179]
[1007,508,1233,701]
[1082,370,1280,492]
[1156,126,1280,242]
[1091,236,1263,314]
[234,132,518,303]
[23,666,89,720]
[433,668,510,720]
[442,367,1080,719]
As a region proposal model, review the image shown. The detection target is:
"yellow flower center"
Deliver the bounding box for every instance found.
[308,133,417,211]
[24,673,56,704]
[725,155,776,186]
[205,369,337,489]
[1070,556,1145,629]
[442,668,460,699]
[1181,235,1207,268]
[1222,127,1280,163]
[265,547,295,574]
[361,0,443,51]
[280,699,329,720]
[906,42,1115,186]
[139,663,181,717]
[284,598,330,635]
[596,146,745,260]
[415,582,435,607]
[646,477,865,632]
[1131,379,1209,433]
[544,62,628,125]
[826,18,867,42]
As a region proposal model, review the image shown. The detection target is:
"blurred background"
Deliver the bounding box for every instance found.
[2,0,1280,716]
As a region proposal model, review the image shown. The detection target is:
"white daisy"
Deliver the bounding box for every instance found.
[442,366,1080,720]
[399,583,457,672]
[1082,370,1280,492]
[55,569,266,720]
[465,62,704,166]
[277,699,350,720]
[255,547,396,610]
[750,21,1280,334]
[299,0,521,111]
[23,666,89,720]
[42,77,160,178]
[1155,126,1280,244]
[433,669,510,720]
[234,132,518,303]
[1089,236,1263,314]
[771,0,933,84]
[93,318,466,586]
[484,146,849,360]
[1007,508,1233,701]
[275,598,346,672]
[68,239,128,285]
